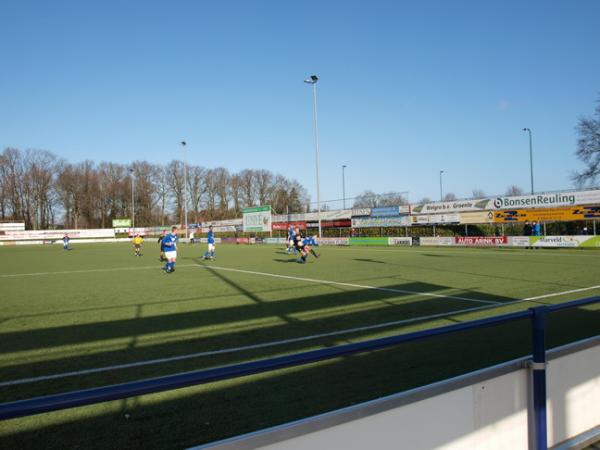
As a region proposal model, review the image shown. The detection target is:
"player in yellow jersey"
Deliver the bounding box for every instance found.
[132,234,144,257]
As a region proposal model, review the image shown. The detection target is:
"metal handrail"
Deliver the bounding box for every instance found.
[1,295,599,449]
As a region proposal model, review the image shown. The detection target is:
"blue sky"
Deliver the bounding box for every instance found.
[1,0,599,206]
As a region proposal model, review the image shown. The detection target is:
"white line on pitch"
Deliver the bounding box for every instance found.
[523,285,600,301]
[0,264,197,278]
[323,246,600,258]
[1,284,598,387]
[0,262,499,305]
[196,264,500,305]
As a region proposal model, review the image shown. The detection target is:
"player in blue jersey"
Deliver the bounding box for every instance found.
[202,225,216,260]
[161,226,178,273]
[62,234,70,250]
[297,235,320,264]
[286,225,297,253]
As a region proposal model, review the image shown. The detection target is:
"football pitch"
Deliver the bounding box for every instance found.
[1,242,599,449]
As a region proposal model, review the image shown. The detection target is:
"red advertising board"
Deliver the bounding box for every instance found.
[454,236,508,246]
[305,220,352,228]
[272,221,307,231]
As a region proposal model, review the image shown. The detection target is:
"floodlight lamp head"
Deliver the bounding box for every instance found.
[304,75,318,84]
[181,141,187,146]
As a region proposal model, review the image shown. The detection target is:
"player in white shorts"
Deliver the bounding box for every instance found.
[161,226,178,273]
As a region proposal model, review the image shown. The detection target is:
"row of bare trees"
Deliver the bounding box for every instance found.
[0,148,309,229]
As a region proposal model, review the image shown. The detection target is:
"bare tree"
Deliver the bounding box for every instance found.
[443,192,457,201]
[254,169,273,206]
[203,168,218,219]
[187,165,205,224]
[471,189,486,198]
[239,169,255,207]
[229,173,243,217]
[352,190,380,208]
[379,191,408,206]
[152,164,170,226]
[167,160,185,226]
[573,95,600,186]
[505,185,524,196]
[213,167,230,219]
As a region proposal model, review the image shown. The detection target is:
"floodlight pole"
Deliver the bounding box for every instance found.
[439,170,444,201]
[342,165,347,209]
[305,75,322,238]
[130,168,135,230]
[523,128,534,194]
[181,141,188,239]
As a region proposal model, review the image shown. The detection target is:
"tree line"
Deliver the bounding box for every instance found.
[0,148,309,229]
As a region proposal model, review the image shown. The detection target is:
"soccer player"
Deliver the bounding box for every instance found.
[202,225,216,260]
[161,226,178,273]
[132,234,143,256]
[287,225,297,254]
[189,229,195,245]
[292,228,305,262]
[297,235,320,263]
[158,230,167,261]
[63,234,70,250]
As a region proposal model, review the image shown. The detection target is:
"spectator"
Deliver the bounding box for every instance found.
[523,221,532,250]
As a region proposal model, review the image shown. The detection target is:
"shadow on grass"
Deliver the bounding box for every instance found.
[353,258,386,264]
[0,279,515,357]
[1,307,598,450]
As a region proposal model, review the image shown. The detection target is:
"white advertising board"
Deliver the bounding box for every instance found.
[351,216,410,228]
[411,189,600,213]
[0,222,25,232]
[418,237,454,246]
[242,206,272,232]
[318,237,350,246]
[412,214,460,224]
[388,237,412,246]
[0,228,115,241]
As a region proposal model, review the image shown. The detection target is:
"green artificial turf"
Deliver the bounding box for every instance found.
[0,242,599,449]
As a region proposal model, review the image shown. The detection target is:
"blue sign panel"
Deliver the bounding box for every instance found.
[370,206,400,217]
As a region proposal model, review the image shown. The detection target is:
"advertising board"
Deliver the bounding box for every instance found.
[0,222,25,232]
[0,229,116,241]
[319,237,350,246]
[351,216,411,228]
[388,237,412,246]
[349,237,390,246]
[419,237,454,246]
[351,208,371,217]
[454,236,508,246]
[529,236,600,248]
[112,219,132,227]
[411,214,460,225]
[272,221,307,231]
[371,207,399,217]
[411,189,600,214]
[460,211,495,224]
[493,206,600,223]
[242,206,271,232]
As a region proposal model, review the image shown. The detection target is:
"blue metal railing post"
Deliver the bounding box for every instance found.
[530,306,548,450]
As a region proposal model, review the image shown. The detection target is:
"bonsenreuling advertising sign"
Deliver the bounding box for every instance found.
[412,189,600,214]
